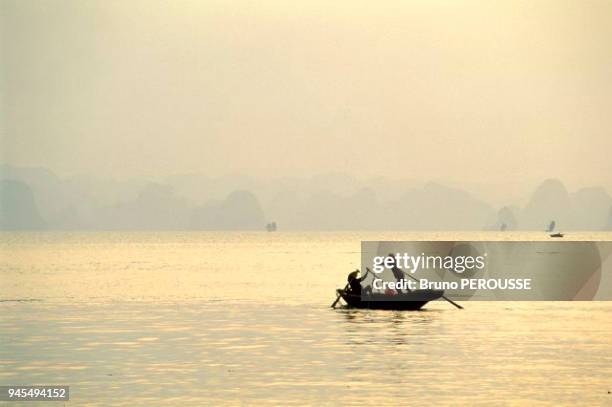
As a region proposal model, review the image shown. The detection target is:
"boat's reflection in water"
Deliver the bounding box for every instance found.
[336,307,443,348]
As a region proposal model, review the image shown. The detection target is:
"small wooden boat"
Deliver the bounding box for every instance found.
[550,232,564,238]
[336,289,445,310]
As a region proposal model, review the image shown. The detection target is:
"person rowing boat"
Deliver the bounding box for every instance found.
[347,269,372,296]
[330,268,372,308]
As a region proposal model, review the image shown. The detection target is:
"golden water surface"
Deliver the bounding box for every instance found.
[1,232,611,405]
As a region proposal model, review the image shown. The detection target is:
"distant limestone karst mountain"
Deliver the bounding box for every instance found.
[0,179,46,230]
[521,178,573,230]
[191,190,266,230]
[571,187,612,230]
[2,165,612,231]
[487,206,519,231]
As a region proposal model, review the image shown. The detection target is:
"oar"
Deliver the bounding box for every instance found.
[331,283,349,308]
[366,267,463,310]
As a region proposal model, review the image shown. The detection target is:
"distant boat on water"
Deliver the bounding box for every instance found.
[265,222,277,232]
[546,220,564,237]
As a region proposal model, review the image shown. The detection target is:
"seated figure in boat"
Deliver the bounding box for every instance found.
[347,269,372,297]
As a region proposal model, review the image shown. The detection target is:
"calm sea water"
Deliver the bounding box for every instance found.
[1,232,612,406]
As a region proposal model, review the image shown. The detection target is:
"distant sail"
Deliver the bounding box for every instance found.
[266,222,277,232]
[546,220,556,232]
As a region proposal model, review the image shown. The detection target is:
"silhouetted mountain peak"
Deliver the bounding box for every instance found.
[522,178,572,229]
[531,178,570,203]
[191,190,266,230]
[0,179,46,230]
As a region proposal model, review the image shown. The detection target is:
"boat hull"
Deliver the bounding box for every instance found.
[337,289,444,310]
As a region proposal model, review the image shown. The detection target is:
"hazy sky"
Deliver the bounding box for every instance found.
[2,0,611,193]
